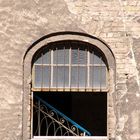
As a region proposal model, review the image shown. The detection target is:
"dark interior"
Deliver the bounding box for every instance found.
[33,91,107,136]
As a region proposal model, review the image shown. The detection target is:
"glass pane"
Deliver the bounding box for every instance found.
[64,48,69,64]
[71,49,78,64]
[53,49,69,64]
[53,66,69,87]
[71,66,78,87]
[43,50,51,64]
[90,52,105,65]
[42,66,51,87]
[34,65,42,87]
[101,66,107,87]
[79,49,87,64]
[89,66,106,88]
[79,66,86,87]
[35,54,42,64]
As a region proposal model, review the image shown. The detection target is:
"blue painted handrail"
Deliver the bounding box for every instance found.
[34,95,91,136]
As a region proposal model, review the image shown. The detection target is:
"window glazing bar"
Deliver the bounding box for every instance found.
[51,50,53,87]
[41,53,43,89]
[100,57,102,91]
[85,48,87,89]
[92,51,94,90]
[49,49,51,89]
[63,46,65,89]
[69,45,71,88]
[78,47,79,89]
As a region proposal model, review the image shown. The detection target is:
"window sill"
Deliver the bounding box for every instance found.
[31,136,107,140]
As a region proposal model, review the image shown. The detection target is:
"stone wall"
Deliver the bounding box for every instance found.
[0,0,140,140]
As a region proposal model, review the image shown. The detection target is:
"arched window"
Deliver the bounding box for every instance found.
[32,40,108,137]
[23,32,116,140]
[32,41,108,91]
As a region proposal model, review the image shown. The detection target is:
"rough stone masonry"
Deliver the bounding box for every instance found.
[0,0,140,140]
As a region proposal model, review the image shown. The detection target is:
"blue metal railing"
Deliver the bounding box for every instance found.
[33,95,91,136]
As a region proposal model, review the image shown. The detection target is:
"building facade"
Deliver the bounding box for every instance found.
[0,0,140,140]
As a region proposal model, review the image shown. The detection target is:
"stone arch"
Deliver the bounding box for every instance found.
[23,31,116,140]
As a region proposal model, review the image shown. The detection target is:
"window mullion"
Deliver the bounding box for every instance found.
[56,48,58,89]
[100,57,102,91]
[63,46,65,89]
[41,53,43,89]
[87,49,90,88]
[92,51,94,90]
[69,47,71,88]
[49,49,51,89]
[78,47,79,89]
[51,50,53,87]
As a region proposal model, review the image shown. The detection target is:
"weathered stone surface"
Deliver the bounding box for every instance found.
[0,0,140,140]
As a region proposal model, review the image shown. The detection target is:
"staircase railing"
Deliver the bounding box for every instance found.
[33,95,91,136]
